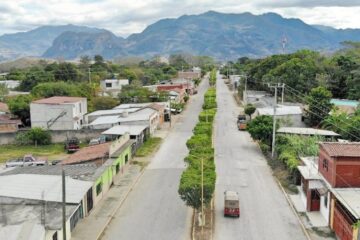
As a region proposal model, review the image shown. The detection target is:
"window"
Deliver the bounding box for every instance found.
[106,82,112,88]
[322,158,328,171]
[125,154,129,164]
[116,163,120,173]
[79,103,82,113]
[96,182,102,196]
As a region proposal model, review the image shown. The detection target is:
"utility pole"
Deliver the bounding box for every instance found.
[281,83,285,104]
[168,98,171,128]
[243,75,248,104]
[88,68,91,84]
[268,83,282,158]
[62,167,66,240]
[201,155,204,238]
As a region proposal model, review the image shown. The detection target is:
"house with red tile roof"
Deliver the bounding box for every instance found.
[297,142,360,240]
[30,96,87,130]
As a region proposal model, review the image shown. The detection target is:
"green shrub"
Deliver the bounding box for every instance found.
[186,134,211,150]
[193,122,213,136]
[16,127,52,145]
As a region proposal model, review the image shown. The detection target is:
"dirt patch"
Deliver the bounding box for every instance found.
[192,201,214,240]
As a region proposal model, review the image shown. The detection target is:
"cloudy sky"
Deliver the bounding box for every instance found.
[1,0,360,36]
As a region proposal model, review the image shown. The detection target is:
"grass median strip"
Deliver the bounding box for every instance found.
[135,137,163,157]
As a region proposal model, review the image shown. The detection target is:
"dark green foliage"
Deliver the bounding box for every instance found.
[119,85,169,103]
[179,81,217,210]
[276,135,322,171]
[31,82,88,98]
[305,86,333,127]
[7,95,33,125]
[247,115,276,146]
[16,127,52,145]
[92,96,119,110]
[244,104,256,120]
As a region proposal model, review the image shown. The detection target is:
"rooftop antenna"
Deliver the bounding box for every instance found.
[281,35,288,54]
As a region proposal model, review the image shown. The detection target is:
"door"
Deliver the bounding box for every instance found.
[310,190,320,211]
[86,188,93,213]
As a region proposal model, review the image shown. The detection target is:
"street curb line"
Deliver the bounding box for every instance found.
[96,166,146,240]
[275,179,312,240]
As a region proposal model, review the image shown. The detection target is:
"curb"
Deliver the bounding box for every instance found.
[275,179,312,240]
[95,165,147,240]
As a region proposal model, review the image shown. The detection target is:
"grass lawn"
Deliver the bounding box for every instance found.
[0,144,70,163]
[135,137,162,157]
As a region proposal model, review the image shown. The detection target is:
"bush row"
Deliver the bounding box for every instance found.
[209,69,217,86]
[178,86,217,210]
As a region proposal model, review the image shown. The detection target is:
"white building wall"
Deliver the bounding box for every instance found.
[30,100,87,130]
[320,192,330,224]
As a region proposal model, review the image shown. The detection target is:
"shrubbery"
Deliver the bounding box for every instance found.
[179,81,217,210]
[15,127,52,145]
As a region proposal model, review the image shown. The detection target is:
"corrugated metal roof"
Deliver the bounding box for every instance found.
[0,174,92,203]
[0,164,98,179]
[278,127,340,136]
[257,105,302,116]
[332,188,360,219]
[102,125,147,136]
[87,108,138,117]
[320,142,360,157]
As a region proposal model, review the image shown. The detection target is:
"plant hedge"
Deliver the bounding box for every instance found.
[178,78,217,210]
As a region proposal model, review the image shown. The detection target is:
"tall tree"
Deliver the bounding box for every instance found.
[305,87,333,127]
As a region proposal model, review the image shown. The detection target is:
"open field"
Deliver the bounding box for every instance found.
[0,143,70,163]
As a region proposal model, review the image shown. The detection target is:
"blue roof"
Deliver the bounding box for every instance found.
[331,99,359,107]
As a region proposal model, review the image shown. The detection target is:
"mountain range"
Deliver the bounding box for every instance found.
[1,11,360,61]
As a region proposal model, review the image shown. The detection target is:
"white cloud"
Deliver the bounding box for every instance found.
[0,0,359,36]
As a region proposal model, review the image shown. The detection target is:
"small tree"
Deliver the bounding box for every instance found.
[0,83,9,101]
[305,86,332,127]
[244,104,256,120]
[92,96,119,110]
[7,95,33,125]
[16,127,51,145]
[247,115,277,146]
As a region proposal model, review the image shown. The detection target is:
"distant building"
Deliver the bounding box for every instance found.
[255,105,304,127]
[0,102,9,114]
[0,115,22,133]
[177,71,201,80]
[0,80,20,89]
[100,79,129,97]
[30,96,87,130]
[277,127,340,139]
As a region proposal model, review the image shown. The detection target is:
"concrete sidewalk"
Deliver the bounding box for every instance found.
[71,112,181,240]
[71,164,143,240]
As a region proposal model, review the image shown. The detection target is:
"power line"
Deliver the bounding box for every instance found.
[285,87,360,141]
[285,84,360,134]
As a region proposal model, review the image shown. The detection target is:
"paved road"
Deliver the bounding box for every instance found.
[214,73,307,240]
[101,78,209,240]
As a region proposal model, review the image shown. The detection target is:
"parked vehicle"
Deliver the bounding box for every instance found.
[237,114,246,121]
[64,137,80,153]
[237,120,247,130]
[88,136,106,146]
[6,154,48,168]
[224,190,240,217]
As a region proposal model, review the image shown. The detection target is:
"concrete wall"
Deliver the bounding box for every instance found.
[0,129,104,145]
[320,192,330,224]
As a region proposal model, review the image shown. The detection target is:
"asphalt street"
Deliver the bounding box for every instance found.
[213,73,307,240]
[101,77,209,240]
